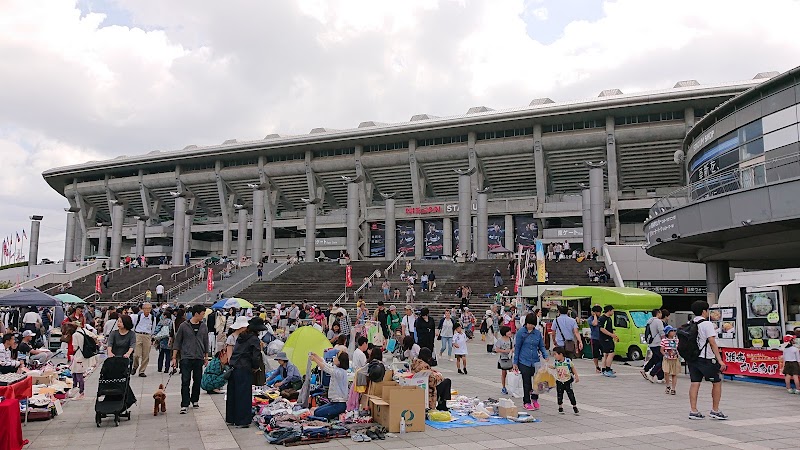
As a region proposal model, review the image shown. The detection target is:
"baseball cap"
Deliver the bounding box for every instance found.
[784,334,796,344]
[664,325,676,334]
[22,330,35,337]
[389,305,396,310]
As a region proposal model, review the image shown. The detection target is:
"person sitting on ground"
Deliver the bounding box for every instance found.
[0,333,25,374]
[18,330,52,365]
[309,351,350,419]
[265,351,302,389]
[402,335,421,361]
[411,347,450,411]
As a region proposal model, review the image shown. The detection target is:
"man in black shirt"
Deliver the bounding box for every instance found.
[374,301,389,338]
[598,305,619,377]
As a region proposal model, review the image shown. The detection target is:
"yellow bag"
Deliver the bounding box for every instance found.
[428,410,452,421]
[533,368,556,394]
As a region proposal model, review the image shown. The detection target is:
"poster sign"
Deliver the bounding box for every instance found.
[743,291,783,349]
[207,268,214,291]
[535,239,546,283]
[423,219,443,257]
[369,222,385,258]
[515,216,538,251]
[345,265,353,287]
[709,307,736,340]
[95,275,102,294]
[397,222,415,257]
[487,217,505,251]
[720,347,784,379]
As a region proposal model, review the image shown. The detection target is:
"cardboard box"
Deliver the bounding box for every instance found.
[369,385,426,433]
[367,380,398,398]
[398,372,430,408]
[30,373,55,385]
[360,394,379,411]
[498,405,519,418]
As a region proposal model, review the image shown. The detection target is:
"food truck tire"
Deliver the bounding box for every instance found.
[627,346,643,361]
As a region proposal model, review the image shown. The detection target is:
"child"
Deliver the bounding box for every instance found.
[781,335,800,394]
[661,325,680,395]
[452,323,469,374]
[550,346,579,415]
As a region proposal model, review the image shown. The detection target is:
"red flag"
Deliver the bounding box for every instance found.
[345,265,353,288]
[95,275,102,294]
[207,268,214,292]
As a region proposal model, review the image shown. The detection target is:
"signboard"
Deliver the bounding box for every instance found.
[743,290,783,349]
[397,222,415,257]
[543,228,583,239]
[709,307,737,340]
[514,216,538,251]
[405,205,442,215]
[423,219,443,257]
[345,265,353,288]
[487,217,505,251]
[645,213,677,246]
[721,347,784,379]
[636,281,707,296]
[369,222,385,258]
[535,240,546,283]
[95,275,102,294]
[207,268,214,292]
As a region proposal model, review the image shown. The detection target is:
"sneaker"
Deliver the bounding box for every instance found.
[573,406,579,415]
[671,388,676,395]
[463,368,468,375]
[665,387,671,395]
[688,411,704,420]
[458,369,464,374]
[523,403,534,410]
[532,401,540,410]
[709,410,728,420]
[139,373,147,377]
[558,406,564,414]
[192,402,199,408]
[449,357,454,362]
[501,387,508,395]
[180,407,188,414]
[656,379,665,384]
[788,389,796,394]
[605,371,617,378]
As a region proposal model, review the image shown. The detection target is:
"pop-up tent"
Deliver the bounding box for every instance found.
[281,326,332,375]
[0,288,61,307]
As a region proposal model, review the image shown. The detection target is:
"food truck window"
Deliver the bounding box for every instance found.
[614,312,629,329]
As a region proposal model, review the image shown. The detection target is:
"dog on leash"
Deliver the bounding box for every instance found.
[153,384,167,416]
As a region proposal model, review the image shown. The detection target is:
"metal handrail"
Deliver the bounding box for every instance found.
[83,292,100,303]
[111,273,163,302]
[385,251,406,276]
[335,252,404,305]
[166,274,203,302]
[185,261,290,305]
[171,263,201,281]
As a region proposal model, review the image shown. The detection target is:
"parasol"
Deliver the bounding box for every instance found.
[281,326,331,375]
[211,297,254,310]
[54,293,86,304]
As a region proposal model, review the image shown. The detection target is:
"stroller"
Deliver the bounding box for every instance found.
[95,357,137,427]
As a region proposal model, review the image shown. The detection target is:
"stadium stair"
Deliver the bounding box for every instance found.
[40,266,191,303]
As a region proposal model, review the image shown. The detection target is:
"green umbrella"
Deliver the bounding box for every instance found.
[281,326,332,375]
[55,293,86,304]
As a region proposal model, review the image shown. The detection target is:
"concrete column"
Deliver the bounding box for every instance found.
[183,212,192,261]
[28,218,42,275]
[533,124,546,209]
[360,222,370,259]
[221,224,231,258]
[385,198,396,260]
[98,225,108,257]
[64,212,76,270]
[476,191,489,259]
[443,218,453,257]
[589,165,605,252]
[171,196,186,265]
[705,261,730,305]
[73,221,83,263]
[581,188,592,251]
[458,174,471,254]
[237,208,248,262]
[109,203,124,268]
[135,218,146,258]
[305,203,316,262]
[264,198,274,261]
[346,182,359,260]
[605,117,620,243]
[251,189,264,264]
[504,214,514,252]
[414,219,423,260]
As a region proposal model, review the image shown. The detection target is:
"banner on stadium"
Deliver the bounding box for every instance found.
[369,222,386,258]
[207,268,214,291]
[515,216,538,251]
[487,217,505,251]
[397,222,415,257]
[424,219,443,257]
[535,239,546,283]
[720,347,783,379]
[345,265,353,287]
[95,275,102,293]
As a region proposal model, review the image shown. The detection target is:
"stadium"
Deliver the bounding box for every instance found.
[42,72,779,268]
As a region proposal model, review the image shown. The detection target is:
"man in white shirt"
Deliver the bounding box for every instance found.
[402,305,416,342]
[155,283,165,302]
[131,303,156,377]
[352,336,368,371]
[687,300,728,421]
[0,333,23,374]
[22,307,42,335]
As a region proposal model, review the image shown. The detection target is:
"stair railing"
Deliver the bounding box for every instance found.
[185,261,289,305]
[111,273,163,302]
[164,274,203,302]
[171,263,201,281]
[384,251,405,276]
[602,244,624,287]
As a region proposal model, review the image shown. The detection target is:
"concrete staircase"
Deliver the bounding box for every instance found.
[40,266,192,303]
[177,263,284,304]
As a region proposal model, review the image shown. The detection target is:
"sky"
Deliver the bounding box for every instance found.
[1,0,799,263]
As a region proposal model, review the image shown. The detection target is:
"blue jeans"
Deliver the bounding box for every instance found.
[314,401,347,420]
[439,336,453,357]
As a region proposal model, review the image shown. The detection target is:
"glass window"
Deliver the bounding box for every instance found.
[629,311,650,328]
[614,311,629,329]
[739,120,763,142]
[754,164,766,186]
[740,137,764,160]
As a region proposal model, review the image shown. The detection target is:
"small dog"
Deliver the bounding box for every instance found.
[153,384,167,416]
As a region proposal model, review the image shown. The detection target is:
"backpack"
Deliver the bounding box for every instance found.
[77,330,98,358]
[479,318,488,334]
[644,318,654,345]
[677,318,708,363]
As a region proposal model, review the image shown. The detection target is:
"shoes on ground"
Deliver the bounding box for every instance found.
[709,410,728,420]
[180,407,188,414]
[688,411,704,420]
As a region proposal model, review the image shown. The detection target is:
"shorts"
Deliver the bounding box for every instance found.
[590,339,602,359]
[783,361,800,376]
[662,358,681,375]
[383,289,390,295]
[455,354,466,360]
[688,358,722,383]
[600,340,615,355]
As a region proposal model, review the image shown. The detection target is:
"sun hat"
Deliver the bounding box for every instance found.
[248,317,268,332]
[230,316,250,330]
[274,351,289,362]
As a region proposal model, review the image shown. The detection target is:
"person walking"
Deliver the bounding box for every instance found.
[437,310,455,362]
[493,268,503,288]
[687,300,728,420]
[226,317,267,428]
[550,346,580,415]
[494,325,513,394]
[382,279,391,301]
[551,305,583,359]
[107,314,135,360]
[172,304,209,414]
[374,301,389,339]
[513,313,549,411]
[598,305,619,377]
[131,302,156,377]
[257,264,263,281]
[415,307,436,354]
[428,270,436,292]
[642,308,665,382]
[70,321,97,400]
[155,309,173,373]
[386,305,402,337]
[661,326,680,395]
[155,283,165,302]
[781,335,800,394]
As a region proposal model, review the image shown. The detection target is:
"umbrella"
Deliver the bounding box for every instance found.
[211,297,254,310]
[282,326,332,375]
[0,288,61,307]
[54,293,86,304]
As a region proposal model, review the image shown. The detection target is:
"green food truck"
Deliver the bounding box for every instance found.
[560,286,663,361]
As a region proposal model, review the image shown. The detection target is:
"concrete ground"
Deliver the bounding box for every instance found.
[22,338,800,450]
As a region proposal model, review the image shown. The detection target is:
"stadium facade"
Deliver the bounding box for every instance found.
[43,73,777,269]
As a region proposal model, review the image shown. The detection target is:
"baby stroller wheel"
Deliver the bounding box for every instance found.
[114,416,120,426]
[95,412,101,427]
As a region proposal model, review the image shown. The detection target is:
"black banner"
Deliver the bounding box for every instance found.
[397,222,415,257]
[514,216,538,251]
[636,281,707,296]
[369,222,385,258]
[424,219,444,257]
[488,217,505,251]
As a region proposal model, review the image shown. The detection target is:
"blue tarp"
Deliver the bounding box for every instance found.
[425,415,536,429]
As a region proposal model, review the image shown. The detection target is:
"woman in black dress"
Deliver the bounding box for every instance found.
[226,317,267,428]
[414,307,437,354]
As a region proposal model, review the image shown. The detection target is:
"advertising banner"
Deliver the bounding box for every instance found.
[207,268,214,292]
[452,219,459,253]
[535,239,546,283]
[487,217,505,251]
[720,347,784,379]
[515,216,538,251]
[345,265,353,287]
[397,222,415,257]
[95,274,102,294]
[369,222,386,258]
[423,219,443,257]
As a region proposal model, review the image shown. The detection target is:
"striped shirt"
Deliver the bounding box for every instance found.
[661,337,679,360]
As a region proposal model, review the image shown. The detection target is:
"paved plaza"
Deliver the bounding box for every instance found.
[22,339,800,450]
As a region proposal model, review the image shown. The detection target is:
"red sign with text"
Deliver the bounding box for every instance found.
[95,275,102,294]
[405,205,442,215]
[720,347,784,379]
[207,268,214,292]
[345,265,353,287]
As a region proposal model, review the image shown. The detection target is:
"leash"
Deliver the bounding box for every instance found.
[163,367,177,389]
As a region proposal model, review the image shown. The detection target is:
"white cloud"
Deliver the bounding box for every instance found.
[530,7,548,21]
[1,0,799,261]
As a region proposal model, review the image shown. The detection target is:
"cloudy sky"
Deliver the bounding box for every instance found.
[1,0,799,262]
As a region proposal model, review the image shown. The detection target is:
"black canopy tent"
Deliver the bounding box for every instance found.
[0,288,61,307]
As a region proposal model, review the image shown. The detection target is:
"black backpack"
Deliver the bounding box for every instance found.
[677,318,707,363]
[479,318,488,334]
[77,329,98,358]
[644,319,654,345]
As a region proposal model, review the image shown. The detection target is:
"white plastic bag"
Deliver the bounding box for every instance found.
[506,371,523,398]
[266,339,284,356]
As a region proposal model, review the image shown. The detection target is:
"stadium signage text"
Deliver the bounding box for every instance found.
[405,205,442,215]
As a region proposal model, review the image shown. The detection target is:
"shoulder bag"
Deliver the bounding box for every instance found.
[555,318,576,354]
[498,339,513,370]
